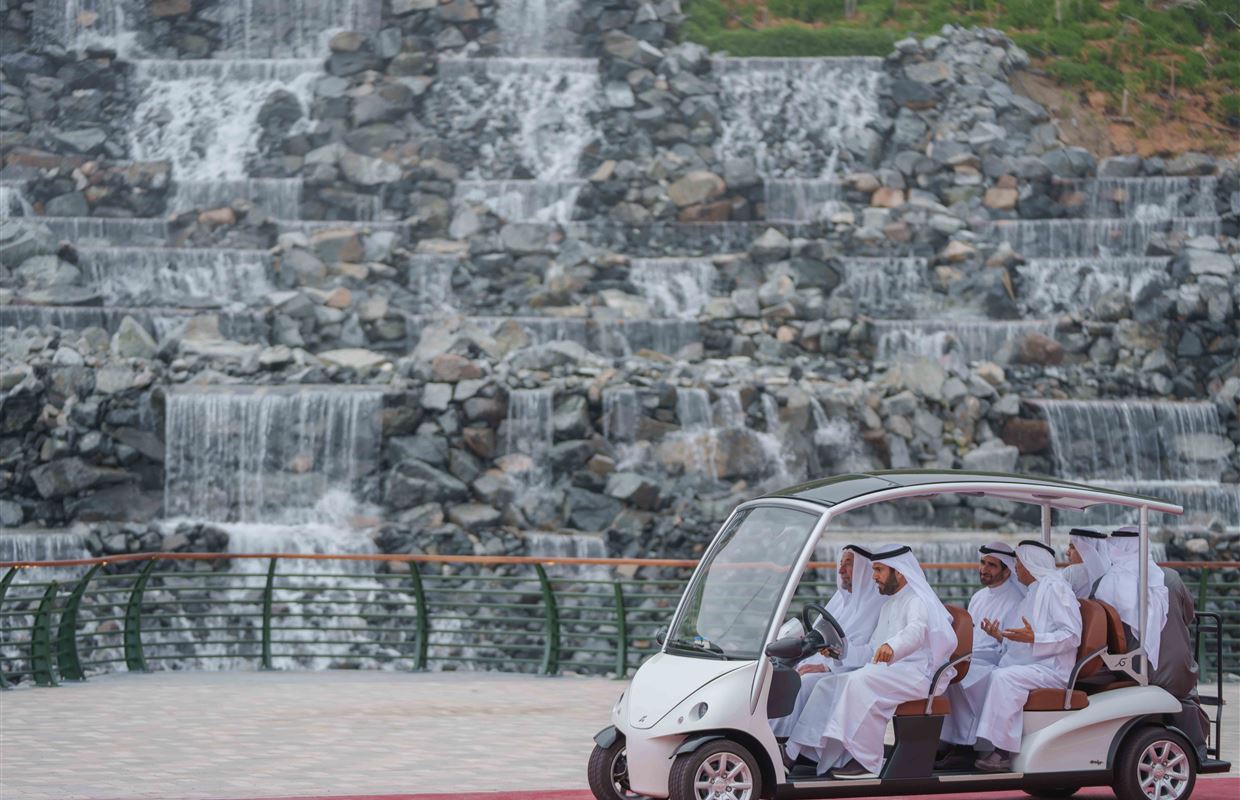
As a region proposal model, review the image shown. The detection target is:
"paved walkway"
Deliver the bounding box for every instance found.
[1,671,1234,800]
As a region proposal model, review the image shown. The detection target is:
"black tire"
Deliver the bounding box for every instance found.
[669,738,762,800]
[1113,726,1197,800]
[588,739,644,800]
[1023,788,1081,799]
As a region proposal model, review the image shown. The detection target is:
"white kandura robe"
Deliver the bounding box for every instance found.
[970,579,1081,753]
[940,577,1027,745]
[785,584,944,775]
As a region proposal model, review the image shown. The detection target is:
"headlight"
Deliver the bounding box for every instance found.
[614,691,625,713]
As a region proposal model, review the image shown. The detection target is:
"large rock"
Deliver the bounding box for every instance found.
[565,487,622,531]
[31,458,133,498]
[667,171,726,207]
[1001,418,1050,454]
[112,316,157,359]
[961,440,1019,473]
[339,151,401,186]
[318,348,387,371]
[384,460,469,509]
[447,503,501,531]
[1015,331,1063,366]
[604,472,659,510]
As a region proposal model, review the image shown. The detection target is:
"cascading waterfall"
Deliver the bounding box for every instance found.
[407,255,459,312]
[129,60,319,181]
[1035,399,1239,528]
[842,257,929,315]
[979,217,1221,257]
[164,387,384,523]
[170,178,303,219]
[77,247,273,306]
[453,180,584,224]
[1055,176,1217,220]
[495,0,584,57]
[431,59,599,181]
[592,319,701,358]
[628,258,717,319]
[504,388,555,478]
[808,397,870,473]
[602,387,640,444]
[1016,257,1171,315]
[33,0,140,55]
[0,305,269,342]
[873,319,1058,363]
[0,182,33,219]
[763,175,846,222]
[716,58,883,177]
[204,0,382,58]
[40,217,170,245]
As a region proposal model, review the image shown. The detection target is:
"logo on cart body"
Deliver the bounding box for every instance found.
[638,715,648,723]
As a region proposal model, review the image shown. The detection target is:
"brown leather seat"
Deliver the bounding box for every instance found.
[896,605,973,716]
[1094,598,1127,654]
[1023,599,1105,712]
[1025,688,1089,710]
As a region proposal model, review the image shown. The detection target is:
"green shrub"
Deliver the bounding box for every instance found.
[769,0,849,21]
[1049,60,1123,91]
[1217,94,1240,125]
[692,24,900,56]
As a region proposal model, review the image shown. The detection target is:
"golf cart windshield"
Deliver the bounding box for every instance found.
[667,505,820,661]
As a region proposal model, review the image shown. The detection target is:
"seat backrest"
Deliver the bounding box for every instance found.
[1076,599,1108,680]
[1093,598,1128,654]
[946,605,972,684]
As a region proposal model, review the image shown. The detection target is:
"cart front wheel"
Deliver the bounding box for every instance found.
[1114,726,1196,800]
[588,738,644,800]
[669,738,762,800]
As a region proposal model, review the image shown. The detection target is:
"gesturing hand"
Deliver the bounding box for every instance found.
[797,663,827,675]
[980,617,1004,642]
[1002,617,1036,644]
[872,643,894,664]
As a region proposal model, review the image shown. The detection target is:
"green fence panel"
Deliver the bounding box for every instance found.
[31,582,59,687]
[56,564,100,681]
[534,564,560,676]
[408,563,428,671]
[124,561,157,673]
[261,558,277,670]
[612,581,628,678]
[0,568,16,689]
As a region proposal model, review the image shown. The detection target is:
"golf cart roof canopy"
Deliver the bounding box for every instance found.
[763,469,1185,517]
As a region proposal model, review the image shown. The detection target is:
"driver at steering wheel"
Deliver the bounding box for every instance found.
[771,544,887,738]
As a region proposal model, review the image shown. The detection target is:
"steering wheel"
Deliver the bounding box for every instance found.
[800,602,848,662]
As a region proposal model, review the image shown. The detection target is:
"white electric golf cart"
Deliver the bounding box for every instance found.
[588,470,1230,800]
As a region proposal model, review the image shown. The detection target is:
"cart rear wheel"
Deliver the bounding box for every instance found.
[1023,788,1080,798]
[669,738,762,800]
[588,738,644,800]
[1114,726,1196,800]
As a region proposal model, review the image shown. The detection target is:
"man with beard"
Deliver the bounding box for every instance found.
[771,544,885,738]
[785,544,957,779]
[971,540,1083,772]
[936,542,1027,769]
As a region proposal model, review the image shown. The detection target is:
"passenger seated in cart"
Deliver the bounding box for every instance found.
[1061,527,1111,599]
[770,544,885,739]
[1096,526,1211,761]
[936,541,1027,769]
[784,545,957,779]
[947,540,1083,773]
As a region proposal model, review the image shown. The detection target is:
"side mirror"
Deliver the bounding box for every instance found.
[655,627,667,645]
[764,637,804,660]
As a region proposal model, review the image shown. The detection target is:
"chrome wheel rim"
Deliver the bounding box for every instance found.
[693,751,754,800]
[609,747,639,799]
[1138,739,1191,800]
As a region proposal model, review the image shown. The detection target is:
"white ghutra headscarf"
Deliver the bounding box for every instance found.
[821,544,884,646]
[1096,526,1170,669]
[1015,539,1079,618]
[870,543,957,669]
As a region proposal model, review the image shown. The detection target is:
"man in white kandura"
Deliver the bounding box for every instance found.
[785,544,957,780]
[971,540,1083,772]
[1060,528,1111,599]
[771,544,885,738]
[936,541,1027,769]
[1094,526,1169,672]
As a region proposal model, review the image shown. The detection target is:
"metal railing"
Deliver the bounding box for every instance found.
[1,553,1237,687]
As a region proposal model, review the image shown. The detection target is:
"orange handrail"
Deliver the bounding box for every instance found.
[2,552,1237,571]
